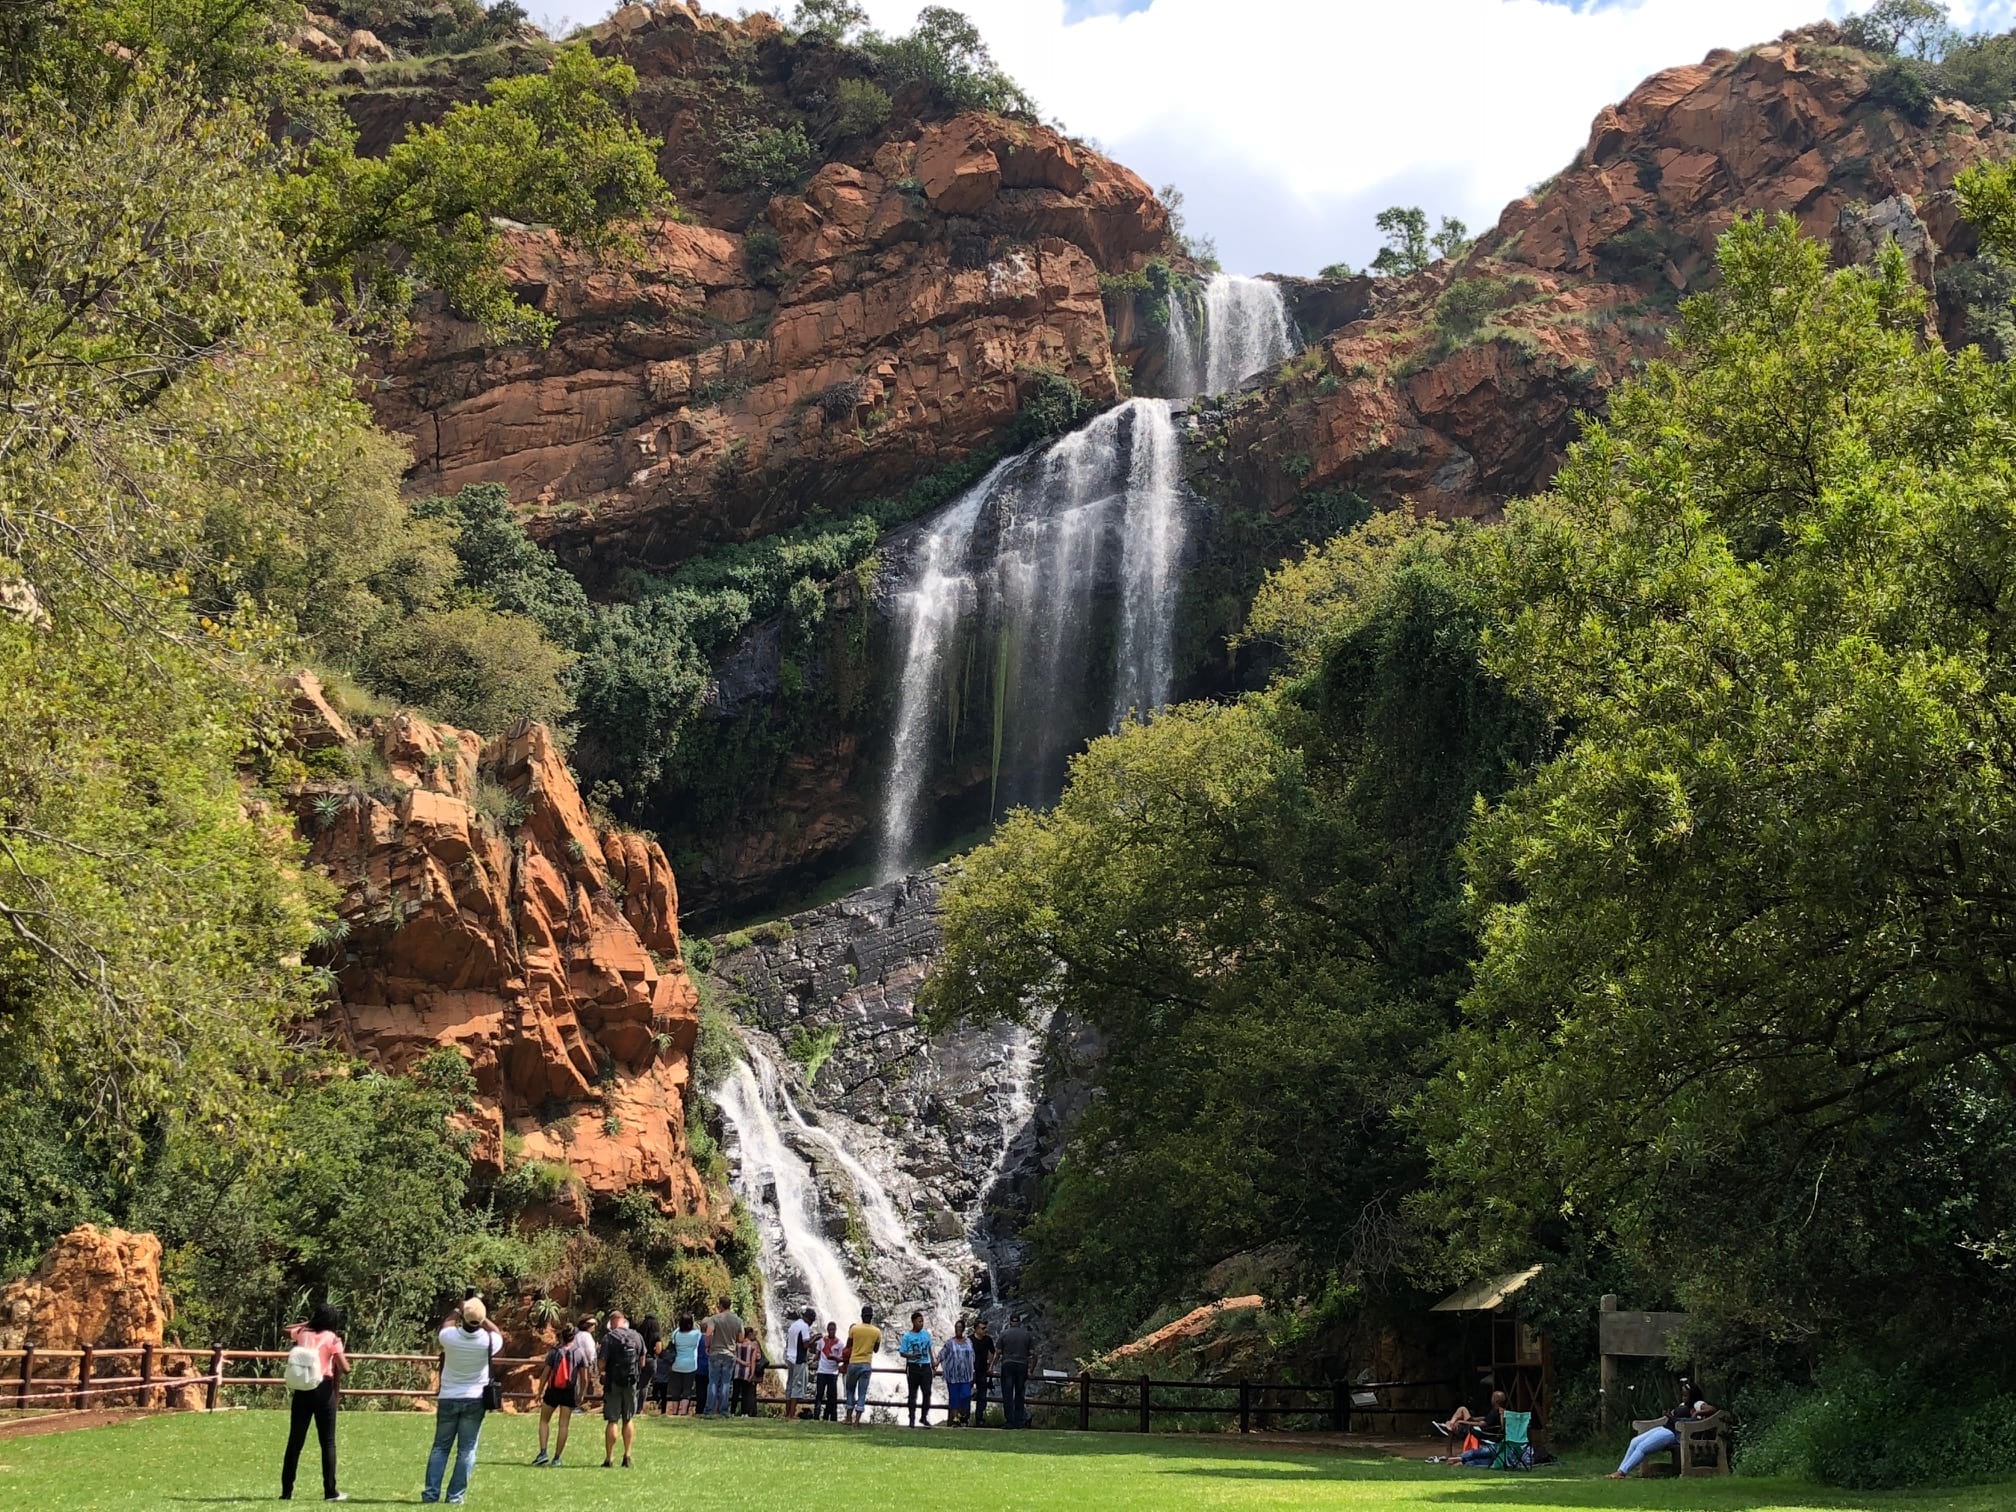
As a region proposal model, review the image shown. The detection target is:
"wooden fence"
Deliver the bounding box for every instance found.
[0,1346,1448,1437]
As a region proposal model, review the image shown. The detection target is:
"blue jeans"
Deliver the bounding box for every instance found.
[1618,1425,1677,1475]
[423,1398,486,1503]
[706,1353,736,1416]
[843,1363,873,1415]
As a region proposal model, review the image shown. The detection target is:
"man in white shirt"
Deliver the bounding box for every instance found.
[784,1307,815,1419]
[424,1298,503,1504]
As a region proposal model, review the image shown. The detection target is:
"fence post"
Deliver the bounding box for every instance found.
[1331,1379,1349,1434]
[75,1346,94,1411]
[206,1346,224,1411]
[1238,1379,1251,1434]
[141,1342,155,1410]
[17,1345,32,1410]
[1138,1374,1151,1434]
[1077,1370,1090,1431]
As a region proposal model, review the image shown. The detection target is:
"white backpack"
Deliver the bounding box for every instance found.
[284,1340,324,1392]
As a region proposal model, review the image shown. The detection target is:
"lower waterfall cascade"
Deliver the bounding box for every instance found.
[707,874,1060,1417]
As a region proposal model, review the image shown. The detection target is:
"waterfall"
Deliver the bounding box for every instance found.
[878,462,1000,880]
[714,1055,862,1355]
[877,399,1187,879]
[1165,285,1202,398]
[1198,272,1297,396]
[1110,398,1184,725]
[715,1031,970,1394]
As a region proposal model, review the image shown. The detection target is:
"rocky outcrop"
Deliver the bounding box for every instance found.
[293,681,707,1215]
[360,3,1167,577]
[0,1227,170,1352]
[1205,33,2016,522]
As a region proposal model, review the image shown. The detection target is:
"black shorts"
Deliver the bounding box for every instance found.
[543,1383,577,1410]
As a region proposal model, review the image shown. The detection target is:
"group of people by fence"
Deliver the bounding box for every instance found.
[274,1295,1041,1503]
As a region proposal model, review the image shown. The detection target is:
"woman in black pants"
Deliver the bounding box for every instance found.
[281,1303,350,1502]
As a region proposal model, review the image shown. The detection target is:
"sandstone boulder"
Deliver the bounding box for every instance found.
[343,28,392,63]
[294,24,344,62]
[0,1226,170,1351]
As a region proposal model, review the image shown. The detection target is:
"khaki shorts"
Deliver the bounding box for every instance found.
[787,1361,811,1400]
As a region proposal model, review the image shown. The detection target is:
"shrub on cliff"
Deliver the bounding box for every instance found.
[863,5,1034,115]
[834,77,892,137]
[717,121,815,195]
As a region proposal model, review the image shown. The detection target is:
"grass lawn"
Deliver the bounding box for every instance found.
[1,1412,2010,1512]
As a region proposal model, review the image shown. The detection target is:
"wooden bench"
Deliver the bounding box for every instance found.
[1630,1412,1732,1476]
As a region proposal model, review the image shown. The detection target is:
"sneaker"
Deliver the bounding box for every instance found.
[549,1456,563,1468]
[1431,1421,1450,1437]
[532,1453,549,1466]
[621,1457,632,1469]
[326,1498,348,1505]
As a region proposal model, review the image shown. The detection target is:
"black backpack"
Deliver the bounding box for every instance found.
[604,1330,640,1386]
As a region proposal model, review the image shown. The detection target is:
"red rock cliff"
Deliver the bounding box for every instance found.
[1205,32,2016,521]
[361,5,1167,575]
[290,677,706,1216]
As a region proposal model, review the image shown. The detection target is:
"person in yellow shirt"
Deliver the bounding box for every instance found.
[843,1305,882,1426]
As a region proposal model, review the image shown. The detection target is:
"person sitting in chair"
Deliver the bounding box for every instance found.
[1607,1388,1717,1478]
[1434,1389,1505,1441]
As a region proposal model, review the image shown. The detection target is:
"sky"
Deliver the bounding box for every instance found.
[531,0,2016,276]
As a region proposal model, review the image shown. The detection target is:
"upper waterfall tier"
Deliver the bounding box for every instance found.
[878,397,1186,880]
[1165,273,1298,399]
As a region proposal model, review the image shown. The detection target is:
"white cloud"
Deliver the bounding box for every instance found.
[534,1,2015,275]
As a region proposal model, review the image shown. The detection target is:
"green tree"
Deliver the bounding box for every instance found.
[278,45,667,343]
[925,513,1547,1343]
[791,0,870,42]
[1424,214,2016,1364]
[1370,206,1470,275]
[866,6,1034,116]
[1841,0,1954,58]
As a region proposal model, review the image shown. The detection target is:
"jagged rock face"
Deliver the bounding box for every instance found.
[294,685,706,1215]
[712,875,1062,1262]
[1205,37,2016,522]
[0,1226,170,1351]
[362,4,1167,577]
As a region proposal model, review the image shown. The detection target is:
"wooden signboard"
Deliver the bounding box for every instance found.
[1599,1310,1688,1359]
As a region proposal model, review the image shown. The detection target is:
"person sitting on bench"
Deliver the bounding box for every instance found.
[1608,1391,1718,1478]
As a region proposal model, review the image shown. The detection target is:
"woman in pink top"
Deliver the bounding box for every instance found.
[282,1303,351,1501]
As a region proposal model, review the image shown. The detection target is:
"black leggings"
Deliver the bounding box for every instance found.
[906,1363,934,1424]
[281,1378,338,1499]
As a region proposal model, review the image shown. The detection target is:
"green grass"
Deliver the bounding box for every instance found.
[3,1412,2013,1511]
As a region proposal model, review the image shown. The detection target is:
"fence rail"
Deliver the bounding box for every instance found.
[0,1347,1448,1437]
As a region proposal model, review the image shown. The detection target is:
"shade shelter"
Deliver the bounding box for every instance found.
[1429,1265,1552,1426]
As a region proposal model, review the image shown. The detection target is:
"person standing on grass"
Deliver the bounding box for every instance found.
[784,1306,815,1419]
[703,1294,746,1417]
[969,1319,995,1427]
[814,1321,843,1421]
[899,1311,935,1428]
[598,1309,646,1468]
[423,1297,502,1505]
[938,1318,975,1427]
[734,1326,762,1416]
[844,1305,882,1426]
[667,1314,702,1417]
[651,1334,676,1413]
[533,1319,595,1466]
[281,1302,349,1502]
[995,1314,1034,1430]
